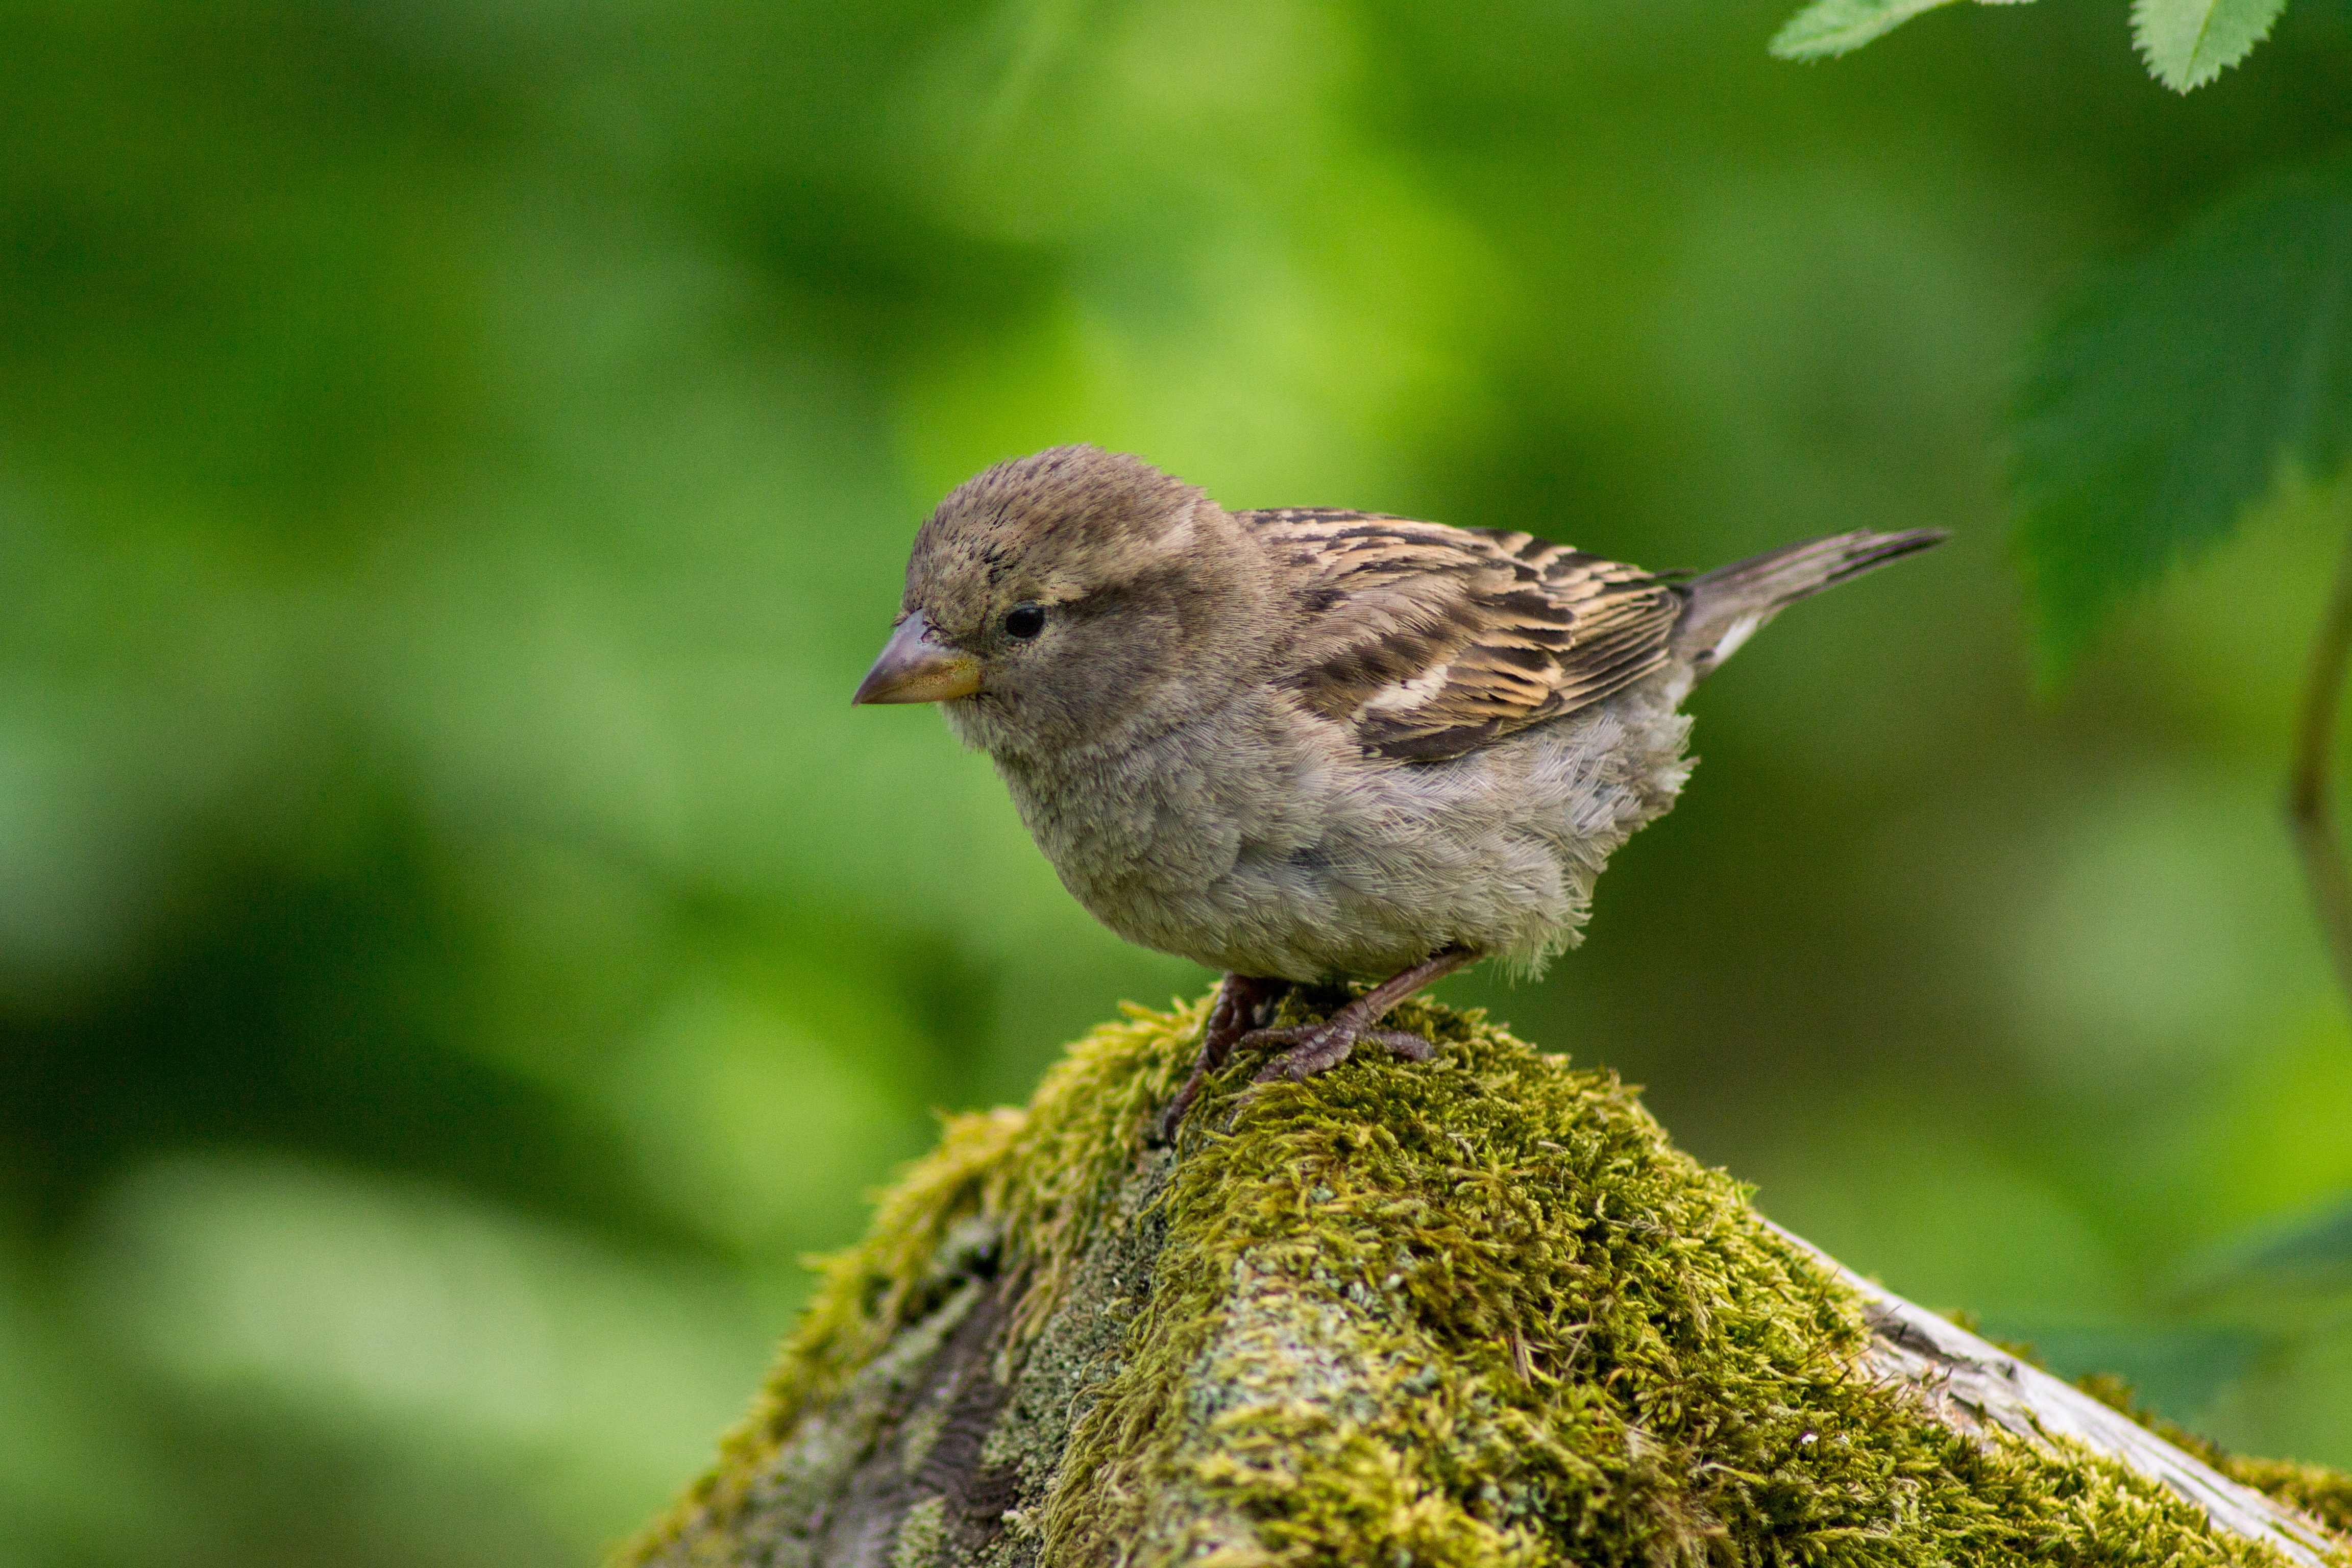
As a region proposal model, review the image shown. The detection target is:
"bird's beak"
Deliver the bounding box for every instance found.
[851,611,982,705]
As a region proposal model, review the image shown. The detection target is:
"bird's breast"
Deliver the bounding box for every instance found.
[987,701,1343,958]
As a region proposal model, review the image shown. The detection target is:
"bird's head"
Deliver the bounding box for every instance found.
[852,445,1255,757]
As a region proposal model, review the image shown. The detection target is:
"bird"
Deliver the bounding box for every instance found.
[852,444,1943,1136]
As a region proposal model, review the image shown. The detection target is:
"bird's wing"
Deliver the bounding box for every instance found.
[1237,509,1683,763]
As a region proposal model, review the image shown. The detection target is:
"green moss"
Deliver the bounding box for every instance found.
[629,988,2352,1568]
[627,1002,1190,1560]
[892,1496,950,1568]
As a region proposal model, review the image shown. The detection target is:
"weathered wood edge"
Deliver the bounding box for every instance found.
[1767,1223,2339,1566]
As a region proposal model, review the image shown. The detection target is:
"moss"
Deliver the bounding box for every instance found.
[628,988,2352,1568]
[894,1497,951,1568]
[628,1003,1191,1561]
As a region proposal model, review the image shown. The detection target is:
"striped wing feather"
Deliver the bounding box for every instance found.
[1238,509,1682,763]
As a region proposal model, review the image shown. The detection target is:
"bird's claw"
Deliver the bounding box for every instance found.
[1159,954,1466,1137]
[1241,1020,1435,1082]
[1158,974,1288,1142]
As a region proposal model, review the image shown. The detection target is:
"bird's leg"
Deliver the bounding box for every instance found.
[1157,972,1290,1140]
[1241,946,1477,1084]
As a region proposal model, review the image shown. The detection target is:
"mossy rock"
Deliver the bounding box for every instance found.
[626,990,2352,1567]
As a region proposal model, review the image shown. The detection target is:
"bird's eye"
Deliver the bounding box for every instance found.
[1002,603,1046,640]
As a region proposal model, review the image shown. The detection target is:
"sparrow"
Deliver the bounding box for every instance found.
[852,445,1942,1135]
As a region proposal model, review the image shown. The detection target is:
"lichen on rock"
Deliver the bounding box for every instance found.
[625,989,2352,1568]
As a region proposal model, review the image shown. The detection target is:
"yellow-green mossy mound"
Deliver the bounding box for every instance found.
[628,990,2352,1568]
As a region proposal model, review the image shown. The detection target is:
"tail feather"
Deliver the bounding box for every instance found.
[1672,527,1946,678]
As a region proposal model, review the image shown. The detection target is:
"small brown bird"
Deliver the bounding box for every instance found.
[854,445,1942,1134]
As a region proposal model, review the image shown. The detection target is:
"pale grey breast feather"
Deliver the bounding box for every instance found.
[1234,508,1684,764]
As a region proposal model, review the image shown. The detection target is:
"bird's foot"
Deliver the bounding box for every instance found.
[1158,973,1288,1141]
[1236,945,1477,1088]
[1157,948,1477,1136]
[1240,1019,1435,1082]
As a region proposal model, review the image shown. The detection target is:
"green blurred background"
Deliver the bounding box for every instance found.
[5,1,2352,1562]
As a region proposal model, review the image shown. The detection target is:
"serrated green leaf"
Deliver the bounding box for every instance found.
[2012,157,2352,678]
[1769,0,1969,59]
[2131,0,2289,91]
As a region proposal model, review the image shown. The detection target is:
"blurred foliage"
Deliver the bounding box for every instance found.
[2013,156,2352,676]
[1771,0,2013,65]
[1791,0,2334,700]
[3,2,2352,1565]
[1774,0,2290,92]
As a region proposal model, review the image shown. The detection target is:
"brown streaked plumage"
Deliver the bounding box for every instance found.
[1239,509,1682,762]
[852,445,1944,1135]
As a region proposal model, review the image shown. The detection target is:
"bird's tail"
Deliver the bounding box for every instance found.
[1671,527,1946,679]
